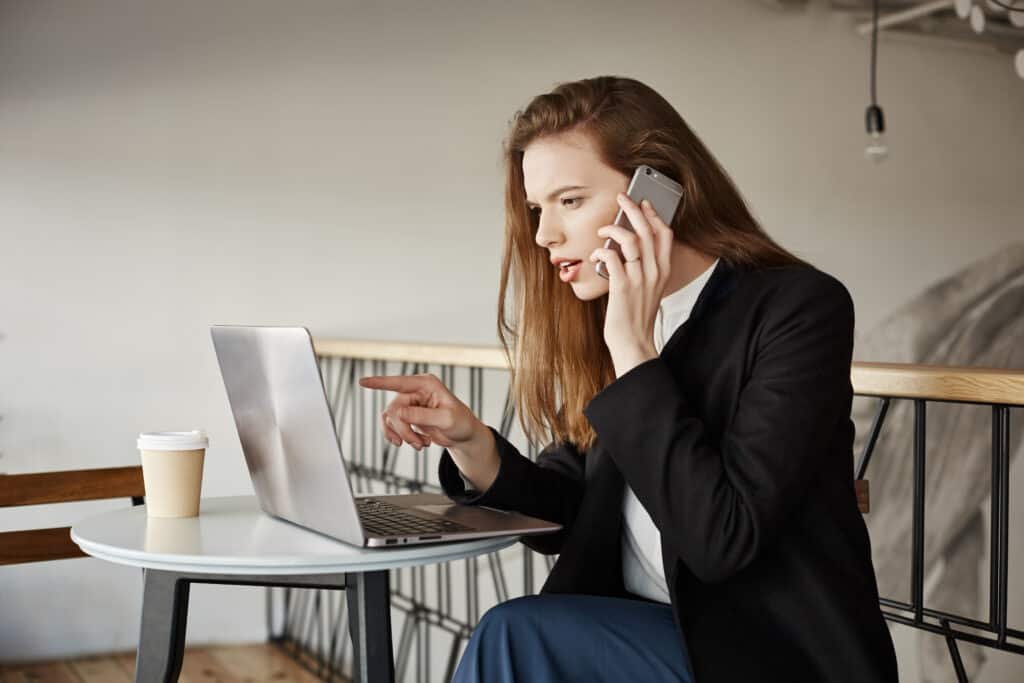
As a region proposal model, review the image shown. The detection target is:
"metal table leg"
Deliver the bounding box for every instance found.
[347,570,395,683]
[133,569,394,683]
[136,569,190,683]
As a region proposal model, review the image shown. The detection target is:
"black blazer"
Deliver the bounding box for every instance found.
[439,259,899,682]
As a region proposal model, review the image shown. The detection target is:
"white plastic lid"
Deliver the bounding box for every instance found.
[137,430,209,451]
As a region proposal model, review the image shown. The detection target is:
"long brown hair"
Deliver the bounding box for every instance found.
[498,76,807,451]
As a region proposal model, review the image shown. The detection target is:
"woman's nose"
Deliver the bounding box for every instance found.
[534,215,564,249]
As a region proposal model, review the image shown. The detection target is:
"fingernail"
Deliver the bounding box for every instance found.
[642,199,651,209]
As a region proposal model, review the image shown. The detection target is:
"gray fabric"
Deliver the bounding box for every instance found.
[851,242,1024,682]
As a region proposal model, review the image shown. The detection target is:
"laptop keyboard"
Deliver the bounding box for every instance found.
[356,498,473,537]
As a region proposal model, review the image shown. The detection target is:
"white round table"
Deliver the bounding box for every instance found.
[71,495,516,683]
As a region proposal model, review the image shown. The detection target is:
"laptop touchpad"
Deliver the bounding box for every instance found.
[415,504,458,516]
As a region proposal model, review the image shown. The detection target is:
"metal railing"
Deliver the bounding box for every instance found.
[267,341,1023,683]
[853,362,1024,681]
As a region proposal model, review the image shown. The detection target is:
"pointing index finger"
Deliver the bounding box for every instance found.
[358,375,430,393]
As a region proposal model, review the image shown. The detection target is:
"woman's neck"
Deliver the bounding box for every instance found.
[662,243,717,299]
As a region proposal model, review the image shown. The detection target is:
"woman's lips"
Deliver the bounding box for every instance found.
[558,260,583,283]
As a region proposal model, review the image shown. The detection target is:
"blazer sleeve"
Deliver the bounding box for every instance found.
[583,273,855,584]
[438,425,585,555]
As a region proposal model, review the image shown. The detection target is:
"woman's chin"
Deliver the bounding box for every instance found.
[568,274,609,301]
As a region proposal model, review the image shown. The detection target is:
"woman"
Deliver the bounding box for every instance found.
[359,76,898,682]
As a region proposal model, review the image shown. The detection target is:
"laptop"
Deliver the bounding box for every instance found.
[210,325,562,547]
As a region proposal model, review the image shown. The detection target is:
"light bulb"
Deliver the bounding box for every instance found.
[864,105,889,163]
[954,0,972,19]
[865,132,889,162]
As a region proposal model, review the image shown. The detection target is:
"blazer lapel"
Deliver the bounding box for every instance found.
[580,259,739,600]
[659,258,740,359]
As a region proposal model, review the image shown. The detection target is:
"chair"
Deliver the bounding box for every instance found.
[856,479,869,514]
[0,466,144,565]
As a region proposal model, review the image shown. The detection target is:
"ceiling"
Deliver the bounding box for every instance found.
[764,0,1024,55]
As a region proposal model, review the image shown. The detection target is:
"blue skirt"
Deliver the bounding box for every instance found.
[452,593,695,683]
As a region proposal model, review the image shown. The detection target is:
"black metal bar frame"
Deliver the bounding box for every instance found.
[857,394,1020,681]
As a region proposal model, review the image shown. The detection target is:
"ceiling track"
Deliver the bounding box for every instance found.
[829,0,1024,54]
[761,1,1024,54]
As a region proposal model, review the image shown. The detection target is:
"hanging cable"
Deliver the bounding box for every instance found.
[865,0,888,161]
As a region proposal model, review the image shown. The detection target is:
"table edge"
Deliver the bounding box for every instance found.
[70,528,519,575]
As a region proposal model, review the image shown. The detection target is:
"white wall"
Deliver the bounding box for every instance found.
[1,0,1022,680]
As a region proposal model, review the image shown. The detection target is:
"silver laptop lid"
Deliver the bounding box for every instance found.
[210,325,365,545]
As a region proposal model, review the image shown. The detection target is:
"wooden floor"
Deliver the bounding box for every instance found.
[0,642,345,683]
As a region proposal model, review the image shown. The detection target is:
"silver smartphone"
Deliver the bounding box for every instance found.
[596,165,684,279]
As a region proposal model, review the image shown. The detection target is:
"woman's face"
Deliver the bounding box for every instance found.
[522,131,629,301]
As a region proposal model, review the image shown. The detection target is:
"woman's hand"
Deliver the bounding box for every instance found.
[589,193,675,377]
[358,373,483,450]
[359,373,500,491]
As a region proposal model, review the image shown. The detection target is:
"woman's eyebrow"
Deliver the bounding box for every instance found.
[525,184,588,206]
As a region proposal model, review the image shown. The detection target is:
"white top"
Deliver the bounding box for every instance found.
[622,257,719,603]
[70,495,515,575]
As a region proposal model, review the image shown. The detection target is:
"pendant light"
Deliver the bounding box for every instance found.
[865,0,889,162]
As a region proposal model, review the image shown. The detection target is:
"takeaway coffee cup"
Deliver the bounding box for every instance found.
[137,430,208,518]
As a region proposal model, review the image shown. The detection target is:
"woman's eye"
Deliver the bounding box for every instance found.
[527,197,581,214]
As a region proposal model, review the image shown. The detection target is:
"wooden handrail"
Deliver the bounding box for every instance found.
[851,362,1024,406]
[313,338,510,370]
[314,338,1024,407]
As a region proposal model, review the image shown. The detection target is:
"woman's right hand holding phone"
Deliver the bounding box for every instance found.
[358,373,500,491]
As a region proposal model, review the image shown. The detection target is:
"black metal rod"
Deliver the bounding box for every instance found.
[325,590,346,680]
[466,556,478,626]
[989,406,999,631]
[418,566,430,683]
[882,610,1024,656]
[371,359,381,477]
[911,400,927,625]
[880,598,993,633]
[443,633,464,683]
[487,550,509,604]
[394,611,416,681]
[996,406,1010,645]
[524,545,534,595]
[444,559,452,616]
[940,619,970,683]
[856,397,890,480]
